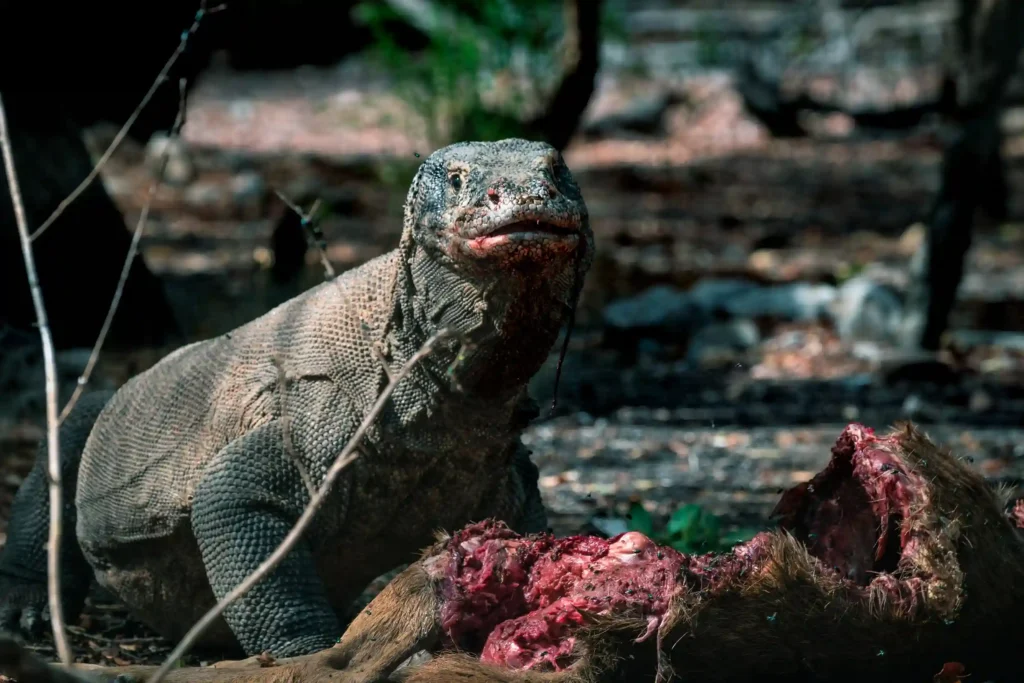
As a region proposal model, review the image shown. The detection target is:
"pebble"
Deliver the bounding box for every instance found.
[144,133,195,186]
[686,319,761,368]
[829,275,904,343]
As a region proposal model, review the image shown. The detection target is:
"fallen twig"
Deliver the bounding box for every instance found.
[273,190,335,279]
[58,78,190,425]
[29,0,217,242]
[147,329,456,683]
[0,96,72,665]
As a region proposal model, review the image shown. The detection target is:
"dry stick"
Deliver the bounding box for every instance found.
[28,0,218,243]
[273,190,336,279]
[147,329,455,683]
[59,79,191,425]
[0,96,72,665]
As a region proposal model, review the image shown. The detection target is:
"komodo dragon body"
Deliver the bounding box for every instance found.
[0,139,593,658]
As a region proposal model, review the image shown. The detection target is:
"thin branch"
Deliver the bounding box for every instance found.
[29,0,217,243]
[271,355,317,498]
[58,78,190,426]
[273,190,336,279]
[0,96,72,665]
[147,329,455,683]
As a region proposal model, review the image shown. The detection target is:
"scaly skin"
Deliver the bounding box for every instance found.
[0,139,594,657]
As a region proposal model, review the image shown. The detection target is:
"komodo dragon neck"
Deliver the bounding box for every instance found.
[387,238,579,403]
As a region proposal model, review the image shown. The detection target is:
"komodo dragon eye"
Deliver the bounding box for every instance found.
[449,174,462,191]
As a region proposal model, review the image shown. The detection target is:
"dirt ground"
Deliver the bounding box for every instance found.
[4,61,1024,668]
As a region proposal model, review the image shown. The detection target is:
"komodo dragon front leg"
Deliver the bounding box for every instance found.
[191,420,341,656]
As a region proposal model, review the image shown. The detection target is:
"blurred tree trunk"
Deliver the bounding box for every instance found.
[0,96,181,351]
[385,0,602,151]
[0,0,214,351]
[899,0,1024,351]
[528,0,603,151]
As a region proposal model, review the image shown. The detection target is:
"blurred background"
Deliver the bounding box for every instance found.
[2,1,1024,657]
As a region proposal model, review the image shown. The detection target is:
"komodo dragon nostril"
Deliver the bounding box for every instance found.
[487,187,500,204]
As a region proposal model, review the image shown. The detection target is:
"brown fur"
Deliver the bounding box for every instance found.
[396,654,581,683]
[321,561,443,680]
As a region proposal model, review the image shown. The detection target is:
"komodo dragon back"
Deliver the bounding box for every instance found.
[75,249,404,547]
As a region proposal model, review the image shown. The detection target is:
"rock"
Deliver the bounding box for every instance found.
[899,222,926,256]
[830,275,904,343]
[231,170,267,218]
[144,133,195,186]
[946,330,1024,352]
[587,516,631,538]
[581,90,684,139]
[221,150,257,172]
[969,389,993,413]
[850,341,885,363]
[183,181,228,214]
[636,338,667,363]
[685,319,761,368]
[685,279,761,316]
[602,285,699,334]
[602,279,836,341]
[724,282,837,321]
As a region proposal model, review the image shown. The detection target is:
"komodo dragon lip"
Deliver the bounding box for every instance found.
[463,217,581,253]
[484,219,578,238]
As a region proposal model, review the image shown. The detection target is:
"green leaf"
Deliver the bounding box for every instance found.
[667,504,703,537]
[718,528,762,550]
[667,537,693,553]
[627,502,654,536]
[697,512,721,546]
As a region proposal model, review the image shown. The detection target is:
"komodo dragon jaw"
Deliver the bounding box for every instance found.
[402,139,592,273]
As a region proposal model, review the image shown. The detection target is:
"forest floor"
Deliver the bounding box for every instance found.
[4,61,1024,667]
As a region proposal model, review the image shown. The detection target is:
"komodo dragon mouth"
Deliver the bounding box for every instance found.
[465,217,581,253]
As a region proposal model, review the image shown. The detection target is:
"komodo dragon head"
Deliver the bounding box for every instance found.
[397,138,592,402]
[401,138,593,276]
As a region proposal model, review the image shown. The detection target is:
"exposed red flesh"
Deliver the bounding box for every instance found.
[1012,499,1024,529]
[432,424,952,672]
[438,525,684,670]
[772,423,921,585]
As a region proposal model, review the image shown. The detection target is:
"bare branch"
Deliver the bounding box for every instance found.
[273,190,336,279]
[147,329,456,683]
[528,0,604,151]
[59,79,191,425]
[29,0,215,243]
[0,97,71,665]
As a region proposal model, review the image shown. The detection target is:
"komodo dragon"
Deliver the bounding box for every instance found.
[0,138,593,658]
